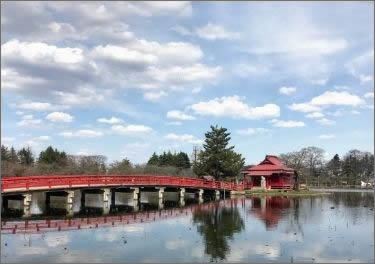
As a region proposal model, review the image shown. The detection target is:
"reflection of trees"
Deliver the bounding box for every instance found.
[327,192,373,208]
[192,202,244,261]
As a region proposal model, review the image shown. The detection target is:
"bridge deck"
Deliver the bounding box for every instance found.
[1,175,244,193]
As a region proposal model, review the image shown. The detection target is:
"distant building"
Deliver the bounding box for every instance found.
[243,155,294,189]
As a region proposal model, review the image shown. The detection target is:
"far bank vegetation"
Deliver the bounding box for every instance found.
[1,126,373,188]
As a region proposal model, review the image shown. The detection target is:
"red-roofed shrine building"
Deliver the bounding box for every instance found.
[243,155,295,189]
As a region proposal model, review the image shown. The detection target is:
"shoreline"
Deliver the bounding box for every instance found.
[231,189,332,196]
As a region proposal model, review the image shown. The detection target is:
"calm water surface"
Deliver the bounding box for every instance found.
[1,190,373,263]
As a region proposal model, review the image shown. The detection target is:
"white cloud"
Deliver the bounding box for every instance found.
[17,114,42,127]
[59,130,103,138]
[2,137,16,144]
[173,23,240,41]
[289,91,364,113]
[171,25,193,36]
[305,112,324,119]
[237,128,271,135]
[2,39,84,64]
[351,110,360,115]
[166,110,195,120]
[279,86,296,95]
[34,136,50,141]
[317,118,336,126]
[111,124,153,135]
[345,50,374,83]
[166,133,203,144]
[97,117,123,124]
[17,102,68,111]
[143,91,167,102]
[53,87,107,106]
[272,119,305,128]
[288,103,321,113]
[319,134,335,139]
[195,23,240,40]
[15,111,24,115]
[166,121,182,126]
[310,91,364,106]
[190,95,280,120]
[359,74,373,83]
[310,78,328,86]
[93,44,158,65]
[46,112,74,122]
[364,92,374,99]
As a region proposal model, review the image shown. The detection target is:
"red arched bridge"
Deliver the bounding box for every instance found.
[1,175,244,193]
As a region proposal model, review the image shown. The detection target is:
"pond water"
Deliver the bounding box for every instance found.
[1,190,374,263]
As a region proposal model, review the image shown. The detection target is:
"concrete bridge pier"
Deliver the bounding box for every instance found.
[103,188,111,215]
[158,198,164,210]
[23,193,32,218]
[198,189,204,199]
[215,190,220,200]
[157,187,165,200]
[133,199,139,212]
[66,191,74,217]
[131,188,140,200]
[179,188,185,199]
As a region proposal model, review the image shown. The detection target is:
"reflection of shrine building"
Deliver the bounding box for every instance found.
[249,196,291,229]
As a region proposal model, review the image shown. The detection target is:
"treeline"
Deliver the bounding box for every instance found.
[1,125,373,186]
[1,145,195,177]
[279,147,374,187]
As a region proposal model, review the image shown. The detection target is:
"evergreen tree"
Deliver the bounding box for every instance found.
[17,147,34,165]
[193,125,245,179]
[9,147,19,163]
[147,152,160,166]
[1,145,10,161]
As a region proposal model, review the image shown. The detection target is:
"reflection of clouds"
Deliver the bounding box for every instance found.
[95,225,145,242]
[165,239,189,250]
[227,243,280,262]
[45,233,70,248]
[16,246,49,255]
[190,246,204,258]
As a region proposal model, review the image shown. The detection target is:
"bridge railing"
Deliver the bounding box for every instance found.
[1,175,244,193]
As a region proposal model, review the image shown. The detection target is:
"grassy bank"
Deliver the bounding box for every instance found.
[243,189,332,196]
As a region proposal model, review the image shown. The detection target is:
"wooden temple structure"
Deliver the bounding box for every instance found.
[243,155,295,189]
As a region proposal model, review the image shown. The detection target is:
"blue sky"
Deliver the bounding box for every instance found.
[1,1,374,165]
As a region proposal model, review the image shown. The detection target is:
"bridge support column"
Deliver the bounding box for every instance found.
[215,190,220,200]
[23,193,32,218]
[131,188,140,200]
[158,187,165,200]
[179,197,185,207]
[66,191,74,217]
[198,189,204,199]
[179,188,185,199]
[103,188,111,215]
[158,198,164,210]
[133,199,139,212]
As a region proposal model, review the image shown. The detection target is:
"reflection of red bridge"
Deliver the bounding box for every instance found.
[1,199,235,234]
[1,175,243,193]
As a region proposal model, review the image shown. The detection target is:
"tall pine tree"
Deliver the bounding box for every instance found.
[193,125,245,179]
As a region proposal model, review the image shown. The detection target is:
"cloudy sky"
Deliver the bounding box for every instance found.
[1,1,374,164]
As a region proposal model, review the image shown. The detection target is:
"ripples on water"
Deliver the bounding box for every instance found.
[1,190,374,263]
